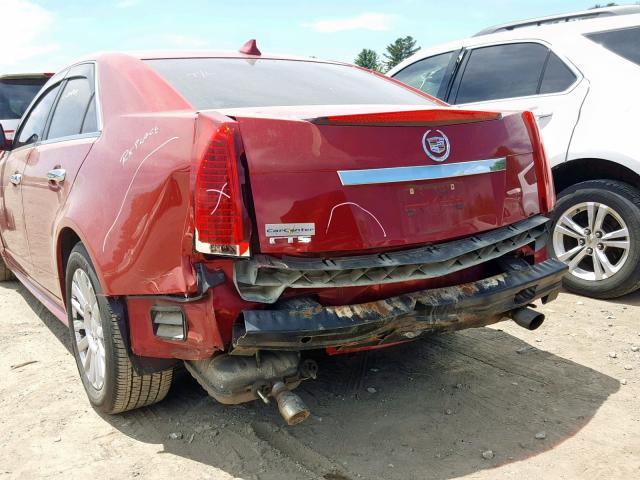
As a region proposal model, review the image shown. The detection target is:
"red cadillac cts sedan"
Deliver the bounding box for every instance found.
[0,42,566,424]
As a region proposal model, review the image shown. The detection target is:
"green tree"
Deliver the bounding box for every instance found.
[354,48,382,71]
[383,36,420,71]
[591,3,618,7]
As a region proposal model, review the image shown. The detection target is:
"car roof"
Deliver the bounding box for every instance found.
[67,50,348,69]
[475,5,640,36]
[388,12,640,75]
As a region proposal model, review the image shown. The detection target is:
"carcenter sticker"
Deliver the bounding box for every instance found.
[265,223,315,244]
[265,223,316,237]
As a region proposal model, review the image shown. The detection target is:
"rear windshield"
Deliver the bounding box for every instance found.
[0,78,48,120]
[145,58,436,109]
[585,26,640,66]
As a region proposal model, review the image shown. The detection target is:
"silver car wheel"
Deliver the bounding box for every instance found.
[553,201,630,282]
[71,268,106,390]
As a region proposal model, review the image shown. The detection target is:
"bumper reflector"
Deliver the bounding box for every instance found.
[151,307,186,341]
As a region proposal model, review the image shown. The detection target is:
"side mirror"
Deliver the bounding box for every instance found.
[0,124,13,151]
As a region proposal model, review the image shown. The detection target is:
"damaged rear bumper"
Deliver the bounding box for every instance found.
[234,215,549,303]
[232,258,568,354]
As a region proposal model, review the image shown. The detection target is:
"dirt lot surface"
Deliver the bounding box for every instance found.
[1,280,639,480]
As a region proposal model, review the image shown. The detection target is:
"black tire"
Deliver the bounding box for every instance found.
[0,257,15,281]
[550,180,640,299]
[66,243,173,413]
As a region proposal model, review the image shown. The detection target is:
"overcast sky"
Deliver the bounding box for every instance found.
[2,0,604,74]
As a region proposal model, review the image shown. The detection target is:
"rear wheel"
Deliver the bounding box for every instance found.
[66,244,173,413]
[550,180,640,299]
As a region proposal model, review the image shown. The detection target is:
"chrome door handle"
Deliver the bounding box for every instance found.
[9,173,22,185]
[47,168,66,184]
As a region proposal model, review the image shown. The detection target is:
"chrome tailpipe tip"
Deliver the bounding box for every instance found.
[271,381,310,425]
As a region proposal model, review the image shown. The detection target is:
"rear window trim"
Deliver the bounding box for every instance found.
[37,130,101,147]
[448,39,582,106]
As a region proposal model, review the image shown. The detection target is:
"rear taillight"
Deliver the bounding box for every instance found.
[523,111,555,214]
[194,123,250,257]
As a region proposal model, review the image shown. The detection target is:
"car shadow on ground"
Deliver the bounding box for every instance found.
[18,281,619,480]
[607,288,640,307]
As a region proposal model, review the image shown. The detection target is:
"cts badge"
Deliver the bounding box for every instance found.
[265,223,315,245]
[422,129,450,162]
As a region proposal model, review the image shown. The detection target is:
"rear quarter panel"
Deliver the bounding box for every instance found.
[57,54,200,297]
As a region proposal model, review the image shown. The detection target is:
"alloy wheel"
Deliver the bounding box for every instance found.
[71,268,106,390]
[553,201,631,282]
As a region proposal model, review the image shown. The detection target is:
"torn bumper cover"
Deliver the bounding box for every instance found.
[232,258,568,354]
[234,215,549,303]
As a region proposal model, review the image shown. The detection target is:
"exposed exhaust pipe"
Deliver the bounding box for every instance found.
[185,352,315,425]
[270,381,310,425]
[509,307,545,330]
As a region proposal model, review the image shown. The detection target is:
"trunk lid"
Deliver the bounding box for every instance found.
[222,105,542,255]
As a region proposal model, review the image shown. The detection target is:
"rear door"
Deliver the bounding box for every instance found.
[0,82,62,272]
[446,41,588,166]
[21,64,99,297]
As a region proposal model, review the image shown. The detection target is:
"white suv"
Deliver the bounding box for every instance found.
[388,9,640,299]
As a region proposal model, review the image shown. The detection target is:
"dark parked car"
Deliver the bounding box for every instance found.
[0,73,51,140]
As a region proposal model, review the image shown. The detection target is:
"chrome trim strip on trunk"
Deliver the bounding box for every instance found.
[337,157,506,186]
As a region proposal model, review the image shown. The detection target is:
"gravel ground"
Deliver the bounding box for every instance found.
[0,280,639,480]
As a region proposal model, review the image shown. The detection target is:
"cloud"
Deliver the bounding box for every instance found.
[0,0,59,69]
[305,12,395,33]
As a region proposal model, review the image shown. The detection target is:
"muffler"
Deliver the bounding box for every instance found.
[509,307,545,330]
[185,351,316,425]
